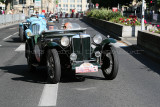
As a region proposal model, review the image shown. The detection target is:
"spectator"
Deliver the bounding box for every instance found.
[2,10,5,15]
[0,9,2,15]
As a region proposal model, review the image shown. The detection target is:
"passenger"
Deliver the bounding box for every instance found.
[63,22,72,30]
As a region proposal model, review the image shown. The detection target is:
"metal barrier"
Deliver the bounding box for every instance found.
[0,14,25,25]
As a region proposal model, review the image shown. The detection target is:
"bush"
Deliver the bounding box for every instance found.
[87,8,141,26]
[87,8,122,20]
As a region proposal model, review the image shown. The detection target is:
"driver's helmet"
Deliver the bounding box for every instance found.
[64,22,72,30]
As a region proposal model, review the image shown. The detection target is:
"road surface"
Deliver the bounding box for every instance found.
[0,18,160,107]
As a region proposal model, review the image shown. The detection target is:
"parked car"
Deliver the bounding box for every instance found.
[19,16,48,42]
[25,23,119,83]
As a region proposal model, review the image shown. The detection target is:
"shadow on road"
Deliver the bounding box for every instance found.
[0,65,47,84]
[121,45,160,75]
[5,37,23,43]
[0,64,105,84]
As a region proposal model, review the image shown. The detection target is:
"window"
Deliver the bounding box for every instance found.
[70,0,75,3]
[70,4,72,8]
[66,4,68,7]
[59,4,61,7]
[19,0,26,4]
[64,0,68,3]
[77,0,82,3]
[63,4,65,7]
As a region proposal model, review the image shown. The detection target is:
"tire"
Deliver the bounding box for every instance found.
[26,42,36,72]
[47,49,61,84]
[101,45,119,80]
[19,27,25,42]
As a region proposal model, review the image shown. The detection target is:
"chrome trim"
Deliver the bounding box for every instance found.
[32,24,40,35]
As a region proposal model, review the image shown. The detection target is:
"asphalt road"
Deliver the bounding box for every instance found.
[0,18,160,107]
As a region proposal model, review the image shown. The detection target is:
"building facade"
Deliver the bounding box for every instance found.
[57,0,88,13]
[12,0,56,16]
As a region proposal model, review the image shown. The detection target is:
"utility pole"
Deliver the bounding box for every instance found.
[141,0,145,30]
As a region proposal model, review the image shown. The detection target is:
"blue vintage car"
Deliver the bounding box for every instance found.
[19,16,48,41]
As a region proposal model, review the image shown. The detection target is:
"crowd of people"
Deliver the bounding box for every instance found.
[0,9,5,15]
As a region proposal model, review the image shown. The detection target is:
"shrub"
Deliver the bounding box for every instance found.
[86,8,122,20]
[87,8,141,26]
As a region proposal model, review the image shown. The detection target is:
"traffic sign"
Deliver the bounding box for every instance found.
[96,3,99,9]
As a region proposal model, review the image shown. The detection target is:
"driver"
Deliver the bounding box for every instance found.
[63,22,72,30]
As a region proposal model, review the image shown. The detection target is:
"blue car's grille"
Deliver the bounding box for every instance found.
[32,24,40,35]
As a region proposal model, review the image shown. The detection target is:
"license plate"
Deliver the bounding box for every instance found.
[76,63,98,73]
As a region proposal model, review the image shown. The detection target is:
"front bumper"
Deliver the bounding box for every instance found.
[72,60,101,70]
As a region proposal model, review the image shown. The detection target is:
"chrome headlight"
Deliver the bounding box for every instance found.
[27,32,32,36]
[93,34,103,45]
[60,36,70,47]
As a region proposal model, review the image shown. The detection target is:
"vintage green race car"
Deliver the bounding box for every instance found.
[25,23,119,83]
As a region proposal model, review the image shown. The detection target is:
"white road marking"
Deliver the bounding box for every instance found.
[0,45,2,47]
[112,42,127,48]
[15,44,25,51]
[13,32,18,35]
[38,84,59,106]
[75,87,96,91]
[9,27,17,30]
[3,32,18,40]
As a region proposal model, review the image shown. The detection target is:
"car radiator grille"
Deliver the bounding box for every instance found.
[72,37,91,61]
[32,24,40,35]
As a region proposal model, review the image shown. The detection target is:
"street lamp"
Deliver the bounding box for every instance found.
[141,0,145,30]
[133,5,137,16]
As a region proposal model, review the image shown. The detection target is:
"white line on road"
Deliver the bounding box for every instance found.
[3,32,18,40]
[15,44,25,51]
[38,84,59,106]
[0,45,2,47]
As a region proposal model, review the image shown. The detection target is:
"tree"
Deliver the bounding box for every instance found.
[0,0,12,14]
[91,0,134,8]
[5,0,12,14]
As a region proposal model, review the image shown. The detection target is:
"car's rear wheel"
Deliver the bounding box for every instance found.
[47,49,61,84]
[101,45,119,80]
[19,27,25,42]
[26,43,36,72]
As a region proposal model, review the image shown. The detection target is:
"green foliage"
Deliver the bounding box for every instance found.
[91,0,132,8]
[110,17,141,26]
[87,8,122,21]
[0,0,5,3]
[87,8,141,26]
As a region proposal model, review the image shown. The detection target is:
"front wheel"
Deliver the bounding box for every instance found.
[47,49,61,84]
[101,45,119,80]
[26,42,36,72]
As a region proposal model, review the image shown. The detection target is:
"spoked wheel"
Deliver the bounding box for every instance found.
[47,49,61,84]
[101,45,119,80]
[19,27,25,42]
[26,43,36,72]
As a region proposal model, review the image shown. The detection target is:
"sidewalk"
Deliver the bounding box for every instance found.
[121,36,160,64]
[0,22,20,29]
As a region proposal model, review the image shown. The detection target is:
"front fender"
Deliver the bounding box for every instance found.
[101,38,116,45]
[46,42,63,51]
[19,23,24,29]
